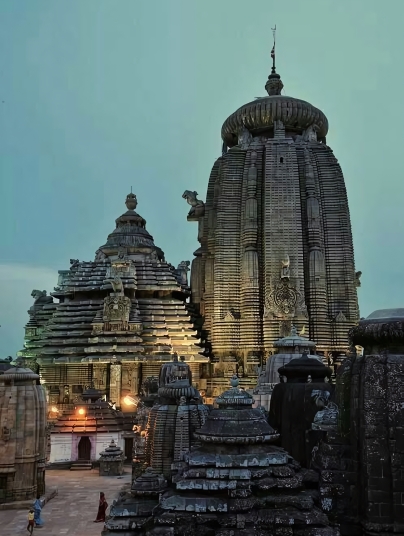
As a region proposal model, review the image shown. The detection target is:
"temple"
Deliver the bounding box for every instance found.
[18,193,208,412]
[184,56,360,392]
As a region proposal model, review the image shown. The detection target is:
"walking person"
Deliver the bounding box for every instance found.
[27,509,35,534]
[33,494,44,527]
[93,492,108,523]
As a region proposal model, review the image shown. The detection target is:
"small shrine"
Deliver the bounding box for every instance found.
[49,388,135,466]
[253,326,322,410]
[99,439,125,476]
[144,355,209,478]
[269,351,333,466]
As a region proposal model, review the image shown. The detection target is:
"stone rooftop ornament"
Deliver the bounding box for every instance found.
[99,439,125,476]
[184,30,360,397]
[18,192,207,414]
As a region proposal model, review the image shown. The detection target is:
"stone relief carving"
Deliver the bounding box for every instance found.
[312,401,339,430]
[238,121,253,149]
[182,190,204,208]
[264,279,308,321]
[355,271,362,288]
[103,295,131,325]
[280,255,290,280]
[110,276,124,295]
[182,190,205,218]
[335,311,347,322]
[302,124,319,142]
[2,426,11,441]
[176,260,190,286]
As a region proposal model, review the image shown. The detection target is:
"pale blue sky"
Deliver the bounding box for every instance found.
[1,0,403,356]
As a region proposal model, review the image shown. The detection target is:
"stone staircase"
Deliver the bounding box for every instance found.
[70,460,92,471]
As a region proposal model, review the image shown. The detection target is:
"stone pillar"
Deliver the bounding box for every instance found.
[109,363,122,408]
[349,309,404,532]
[0,367,47,502]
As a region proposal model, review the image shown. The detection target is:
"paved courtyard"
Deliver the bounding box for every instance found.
[0,469,132,536]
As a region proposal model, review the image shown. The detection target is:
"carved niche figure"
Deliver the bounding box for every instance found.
[176,260,190,286]
[110,276,124,295]
[2,426,10,441]
[238,121,253,149]
[302,124,319,142]
[103,295,131,324]
[280,255,290,280]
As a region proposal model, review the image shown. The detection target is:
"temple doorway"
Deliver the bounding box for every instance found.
[78,436,91,461]
[124,438,133,463]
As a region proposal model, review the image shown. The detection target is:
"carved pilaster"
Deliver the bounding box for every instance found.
[303,149,330,348]
[240,151,261,359]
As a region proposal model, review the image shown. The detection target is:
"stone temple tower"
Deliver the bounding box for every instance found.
[184,61,360,385]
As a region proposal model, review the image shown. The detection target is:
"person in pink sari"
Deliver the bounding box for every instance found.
[94,492,108,522]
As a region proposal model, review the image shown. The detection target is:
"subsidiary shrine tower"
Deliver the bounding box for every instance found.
[184,47,360,385]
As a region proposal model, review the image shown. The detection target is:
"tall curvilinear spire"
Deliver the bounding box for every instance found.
[184,34,360,395]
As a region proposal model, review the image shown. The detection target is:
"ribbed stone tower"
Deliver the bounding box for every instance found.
[185,61,360,383]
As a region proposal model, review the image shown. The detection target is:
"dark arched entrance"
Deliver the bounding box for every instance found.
[78,436,91,461]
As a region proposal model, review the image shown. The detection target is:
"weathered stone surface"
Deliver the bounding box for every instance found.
[0,367,47,502]
[185,65,359,397]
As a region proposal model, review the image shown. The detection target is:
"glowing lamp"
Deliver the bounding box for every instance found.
[123,395,138,406]
[78,408,85,415]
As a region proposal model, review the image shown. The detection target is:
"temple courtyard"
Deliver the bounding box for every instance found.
[0,469,132,535]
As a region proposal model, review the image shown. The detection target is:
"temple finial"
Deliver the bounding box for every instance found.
[271,25,276,74]
[265,25,284,96]
[125,192,137,210]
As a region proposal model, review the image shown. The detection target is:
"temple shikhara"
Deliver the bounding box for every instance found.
[6,35,404,536]
[184,61,360,393]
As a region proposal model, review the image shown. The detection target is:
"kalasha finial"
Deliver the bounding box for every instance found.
[125,192,137,211]
[230,374,239,388]
[265,25,284,96]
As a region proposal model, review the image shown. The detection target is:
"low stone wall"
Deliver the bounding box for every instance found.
[0,487,58,511]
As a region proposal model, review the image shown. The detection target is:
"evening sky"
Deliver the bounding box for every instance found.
[0,0,402,356]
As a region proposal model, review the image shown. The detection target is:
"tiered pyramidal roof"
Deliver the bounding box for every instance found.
[19,194,206,370]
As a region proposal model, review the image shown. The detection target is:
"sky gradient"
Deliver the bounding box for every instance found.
[1,0,403,357]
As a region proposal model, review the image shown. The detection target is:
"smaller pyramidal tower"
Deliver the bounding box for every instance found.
[19,193,207,410]
[184,42,360,387]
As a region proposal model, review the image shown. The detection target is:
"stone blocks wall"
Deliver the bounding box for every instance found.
[350,352,404,532]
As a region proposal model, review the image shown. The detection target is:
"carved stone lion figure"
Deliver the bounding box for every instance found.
[70,259,80,270]
[302,124,319,142]
[31,290,53,304]
[182,190,204,208]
